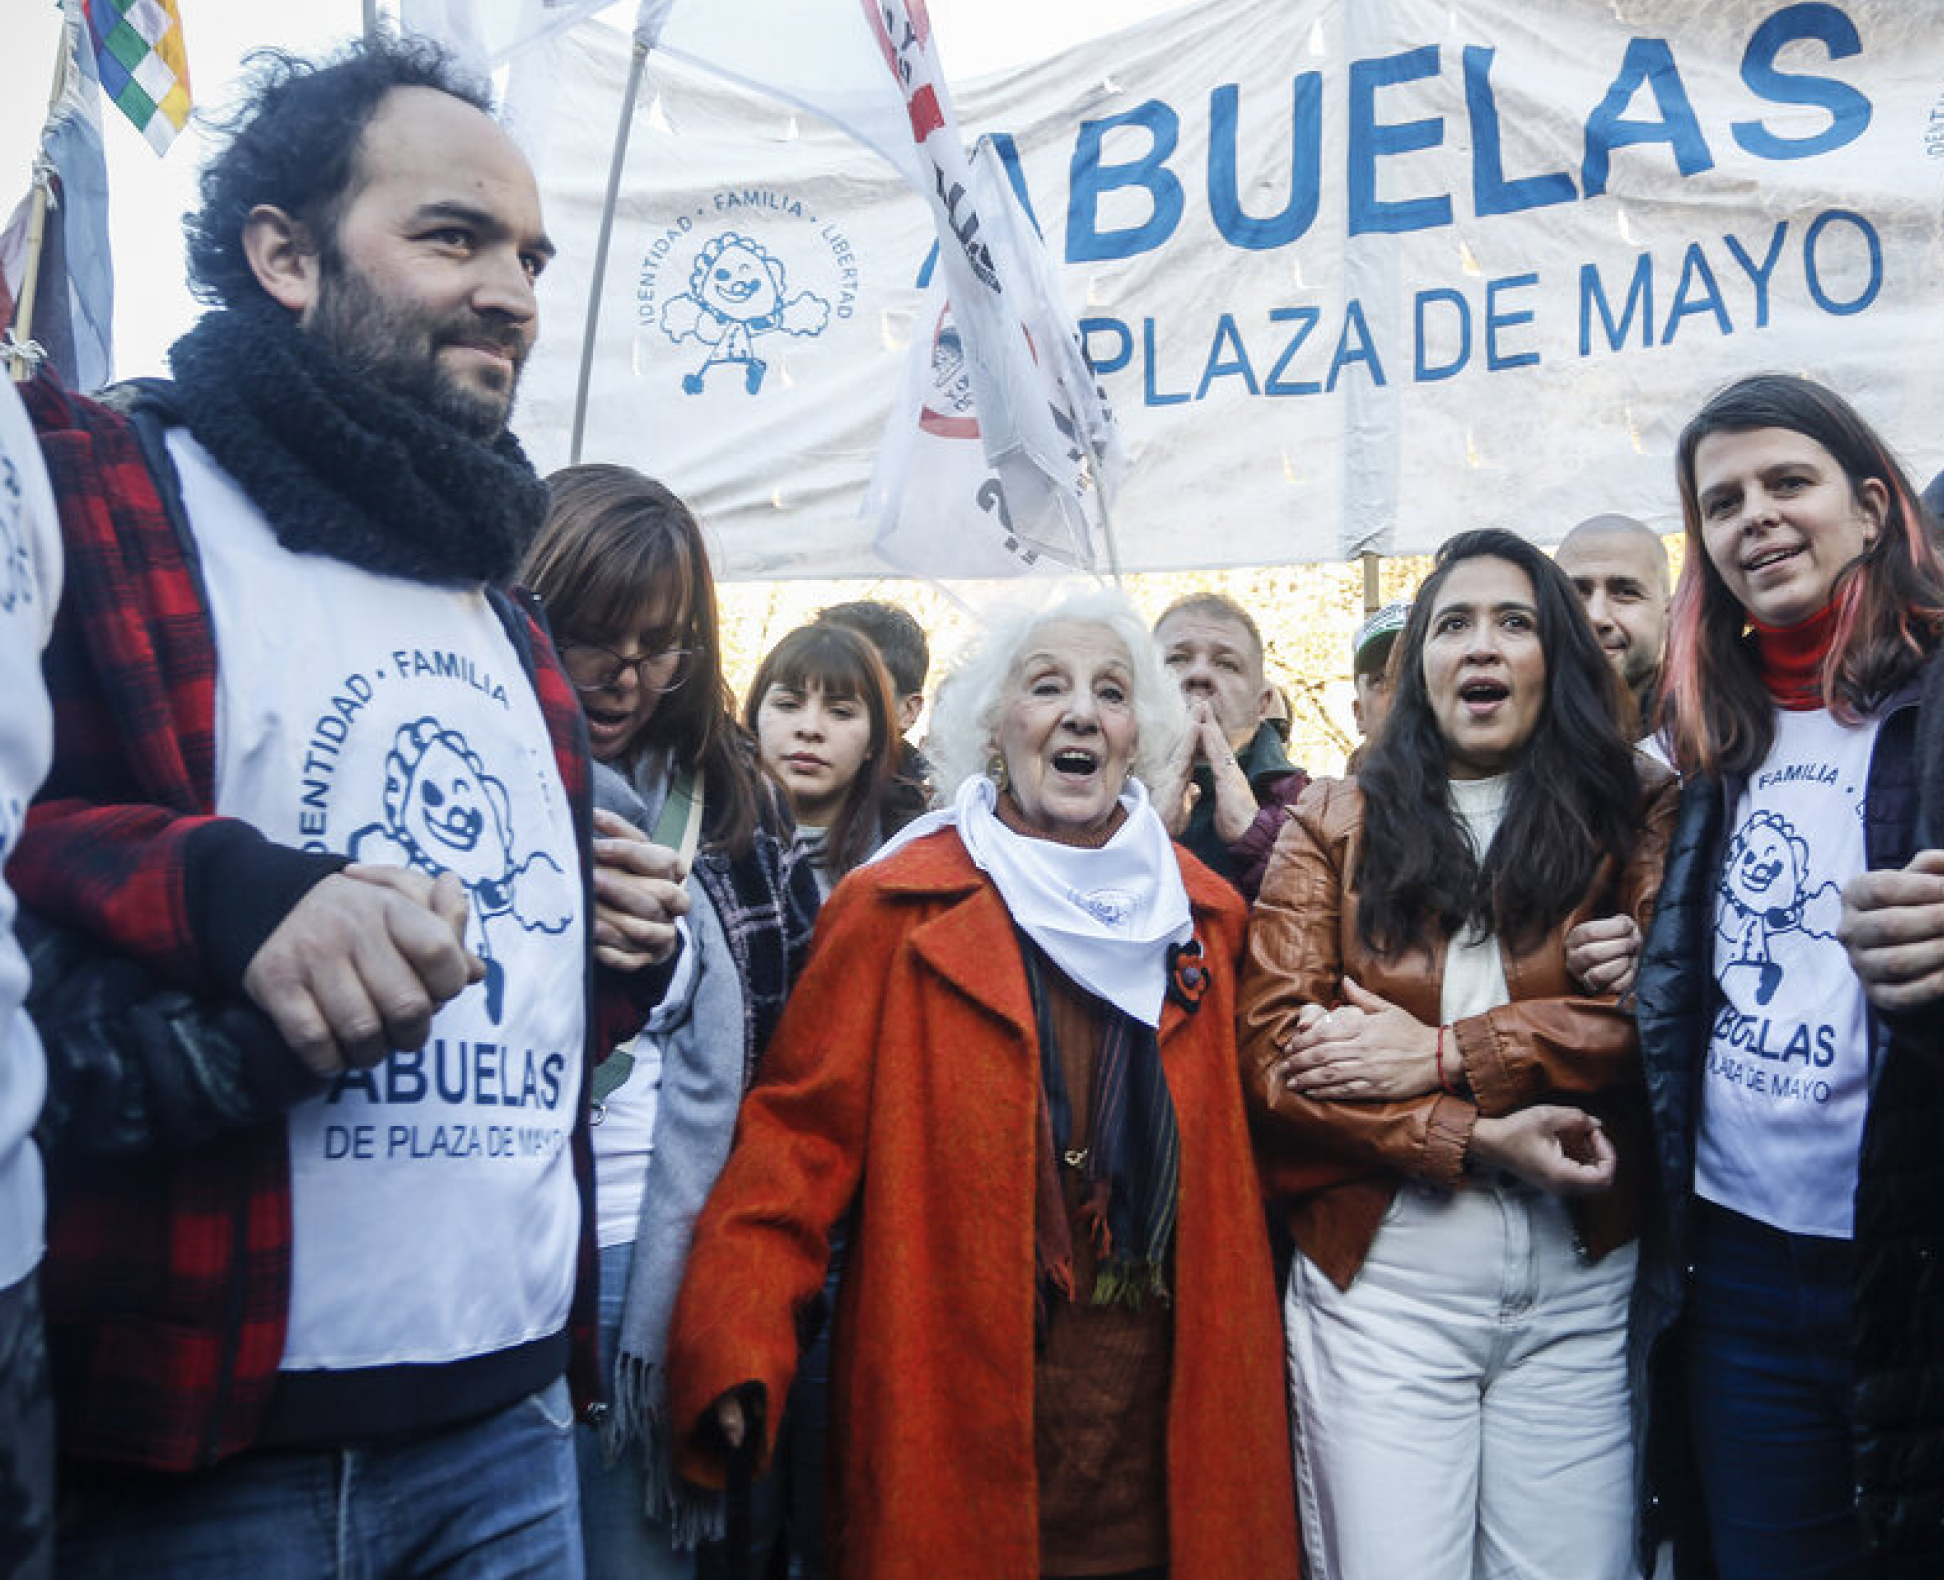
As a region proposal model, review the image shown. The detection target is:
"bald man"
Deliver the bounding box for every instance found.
[1556,514,1671,729]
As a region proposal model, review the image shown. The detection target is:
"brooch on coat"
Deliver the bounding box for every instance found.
[1166,936,1209,1013]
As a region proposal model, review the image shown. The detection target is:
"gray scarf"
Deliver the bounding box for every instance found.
[593,758,746,1546]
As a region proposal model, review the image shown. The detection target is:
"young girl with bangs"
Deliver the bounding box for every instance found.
[1630,374,1944,1577]
[738,621,909,1578]
[519,463,820,1578]
[746,622,908,897]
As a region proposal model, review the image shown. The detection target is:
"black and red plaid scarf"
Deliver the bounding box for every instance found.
[1022,937,1180,1311]
[167,298,549,586]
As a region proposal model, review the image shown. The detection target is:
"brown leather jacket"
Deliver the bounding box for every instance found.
[1239,762,1679,1288]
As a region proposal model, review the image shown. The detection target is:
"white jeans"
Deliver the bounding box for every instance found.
[1284,1179,1637,1580]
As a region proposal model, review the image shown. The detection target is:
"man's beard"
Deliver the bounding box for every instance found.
[308,260,527,443]
[1622,647,1659,690]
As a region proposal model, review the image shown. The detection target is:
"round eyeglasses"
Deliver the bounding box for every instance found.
[557,639,700,696]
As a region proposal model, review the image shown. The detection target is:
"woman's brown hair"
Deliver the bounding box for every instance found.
[1662,373,1944,779]
[521,464,762,857]
[743,623,898,879]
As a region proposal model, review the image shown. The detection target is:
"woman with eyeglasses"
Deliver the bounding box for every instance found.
[519,464,820,1578]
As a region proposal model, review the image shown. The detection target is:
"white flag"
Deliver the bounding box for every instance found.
[867,137,1125,578]
[865,281,1063,578]
[631,0,1101,568]
[962,138,1126,505]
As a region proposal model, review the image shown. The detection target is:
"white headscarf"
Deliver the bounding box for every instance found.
[871,774,1192,1026]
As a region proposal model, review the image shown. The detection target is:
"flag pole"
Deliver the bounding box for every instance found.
[8,166,54,385]
[6,13,75,383]
[568,33,649,464]
[363,0,379,41]
[1075,430,1124,588]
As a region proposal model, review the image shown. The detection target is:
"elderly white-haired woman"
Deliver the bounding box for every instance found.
[666,587,1299,1580]
[923,586,1186,807]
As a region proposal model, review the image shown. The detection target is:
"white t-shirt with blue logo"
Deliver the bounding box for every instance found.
[1697,706,1879,1238]
[173,431,586,1370]
[0,381,61,1293]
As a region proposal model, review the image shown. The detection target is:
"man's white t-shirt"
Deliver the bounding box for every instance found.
[0,380,62,1292]
[174,430,586,1369]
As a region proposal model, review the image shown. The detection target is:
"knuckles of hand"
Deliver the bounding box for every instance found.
[375,987,435,1026]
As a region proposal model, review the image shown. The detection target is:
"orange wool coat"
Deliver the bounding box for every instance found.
[668,829,1301,1580]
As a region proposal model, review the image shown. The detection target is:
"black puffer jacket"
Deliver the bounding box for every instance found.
[1851,652,1944,1573]
[1633,658,1944,1579]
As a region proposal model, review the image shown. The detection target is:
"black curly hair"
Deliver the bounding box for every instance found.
[1354,528,1642,958]
[184,32,492,311]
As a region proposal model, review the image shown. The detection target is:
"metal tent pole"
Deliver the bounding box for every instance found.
[568,35,649,464]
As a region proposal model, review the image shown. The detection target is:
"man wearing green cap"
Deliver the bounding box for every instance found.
[1350,600,1409,747]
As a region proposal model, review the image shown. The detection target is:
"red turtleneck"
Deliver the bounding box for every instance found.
[1749,599,1838,711]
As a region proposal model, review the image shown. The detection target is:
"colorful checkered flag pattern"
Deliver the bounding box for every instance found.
[83,0,191,156]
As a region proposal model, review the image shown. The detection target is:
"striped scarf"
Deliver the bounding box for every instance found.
[1023,938,1180,1310]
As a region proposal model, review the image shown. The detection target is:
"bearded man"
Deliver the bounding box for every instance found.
[17,37,678,1576]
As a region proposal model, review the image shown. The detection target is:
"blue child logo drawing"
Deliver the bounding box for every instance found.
[349,718,574,1024]
[1072,887,1135,928]
[1715,809,1842,1007]
[659,231,831,394]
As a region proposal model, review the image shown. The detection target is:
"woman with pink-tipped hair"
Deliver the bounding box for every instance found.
[1633,373,1944,1579]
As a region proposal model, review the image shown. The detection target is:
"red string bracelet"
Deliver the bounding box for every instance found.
[1436,1023,1459,1097]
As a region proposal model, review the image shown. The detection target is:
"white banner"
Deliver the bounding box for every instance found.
[512,0,1944,577]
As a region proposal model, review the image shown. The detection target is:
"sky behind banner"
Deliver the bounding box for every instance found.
[511,0,1944,576]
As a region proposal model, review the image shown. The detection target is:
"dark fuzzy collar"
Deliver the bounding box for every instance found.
[166,300,548,585]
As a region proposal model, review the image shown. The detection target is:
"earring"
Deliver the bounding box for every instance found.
[987,751,1008,789]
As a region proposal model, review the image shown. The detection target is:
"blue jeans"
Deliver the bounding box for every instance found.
[1688,1201,1862,1580]
[59,1377,583,1579]
[576,1241,692,1580]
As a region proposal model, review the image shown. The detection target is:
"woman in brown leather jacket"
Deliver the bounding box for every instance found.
[1240,528,1677,1580]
